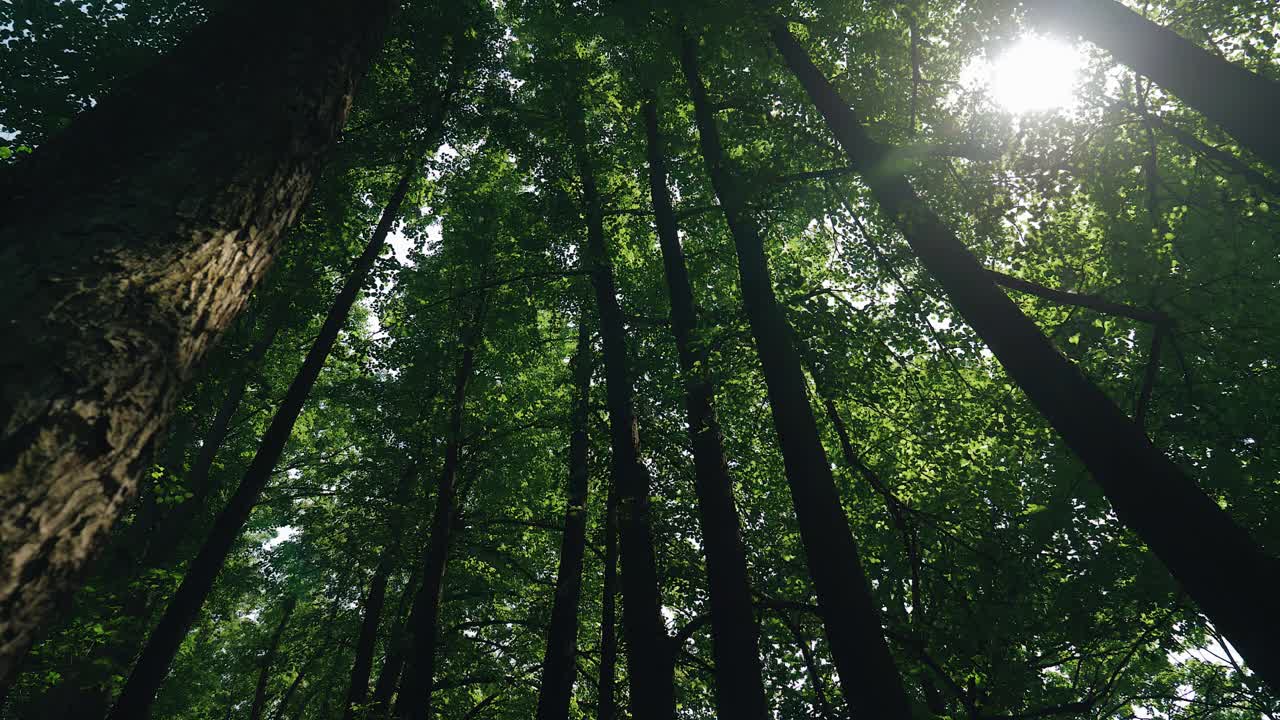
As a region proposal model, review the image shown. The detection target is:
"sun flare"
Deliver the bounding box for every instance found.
[990,35,1084,113]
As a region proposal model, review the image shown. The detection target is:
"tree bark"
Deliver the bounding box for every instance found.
[569,97,675,720]
[249,596,298,720]
[343,463,419,720]
[771,22,1280,692]
[1029,0,1280,173]
[680,34,913,719]
[642,97,770,720]
[0,0,393,677]
[107,166,418,720]
[597,475,619,720]
[534,316,593,720]
[395,297,486,720]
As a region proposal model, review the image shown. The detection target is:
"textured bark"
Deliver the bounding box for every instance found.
[534,317,593,720]
[249,597,298,720]
[343,464,418,720]
[1030,0,1280,173]
[596,478,619,720]
[569,97,675,720]
[772,22,1280,692]
[0,0,393,677]
[395,300,486,720]
[642,98,769,720]
[680,34,913,719]
[108,167,417,720]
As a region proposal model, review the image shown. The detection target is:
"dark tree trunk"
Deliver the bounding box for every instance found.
[597,477,619,720]
[343,462,420,720]
[679,34,913,719]
[0,0,392,676]
[395,300,486,720]
[535,317,594,720]
[1030,0,1280,173]
[249,597,298,720]
[771,22,1280,692]
[568,98,675,720]
[641,97,770,720]
[107,167,417,720]
[143,318,281,565]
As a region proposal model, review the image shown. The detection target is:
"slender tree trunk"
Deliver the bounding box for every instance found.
[108,166,418,720]
[144,319,282,565]
[0,0,393,676]
[343,462,419,720]
[597,477,619,720]
[569,97,675,720]
[249,597,298,720]
[535,317,594,720]
[771,22,1280,691]
[368,567,419,719]
[1029,0,1280,172]
[343,531,401,720]
[395,298,486,720]
[641,97,770,720]
[679,34,913,719]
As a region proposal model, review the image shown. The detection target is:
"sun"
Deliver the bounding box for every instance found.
[989,35,1084,113]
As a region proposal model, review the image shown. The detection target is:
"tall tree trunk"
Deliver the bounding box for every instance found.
[1029,0,1280,173]
[144,318,282,565]
[597,477,619,720]
[249,597,298,720]
[0,0,392,676]
[343,463,419,720]
[108,166,418,720]
[679,34,913,719]
[641,97,770,720]
[535,315,593,720]
[367,567,419,720]
[395,298,486,720]
[568,98,675,720]
[771,22,1280,691]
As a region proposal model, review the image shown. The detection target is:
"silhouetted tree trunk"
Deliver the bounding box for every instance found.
[771,21,1280,692]
[680,33,913,719]
[108,166,418,720]
[144,317,282,565]
[395,297,486,720]
[1029,0,1280,173]
[343,463,418,720]
[642,96,769,720]
[569,97,676,720]
[597,479,619,720]
[250,597,298,720]
[535,317,593,720]
[0,0,392,677]
[368,570,419,718]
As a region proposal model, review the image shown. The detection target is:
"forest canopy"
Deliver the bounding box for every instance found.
[1,0,1278,719]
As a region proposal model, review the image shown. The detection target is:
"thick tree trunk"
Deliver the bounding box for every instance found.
[597,478,619,720]
[641,98,770,720]
[395,300,485,720]
[249,597,298,720]
[679,34,913,719]
[771,23,1280,691]
[569,98,675,720]
[1030,0,1280,173]
[0,0,392,676]
[534,318,593,720]
[107,167,417,720]
[343,463,419,720]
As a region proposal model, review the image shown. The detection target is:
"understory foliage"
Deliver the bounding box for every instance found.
[2,0,1278,718]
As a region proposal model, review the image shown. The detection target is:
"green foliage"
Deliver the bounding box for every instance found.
[5,0,1280,718]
